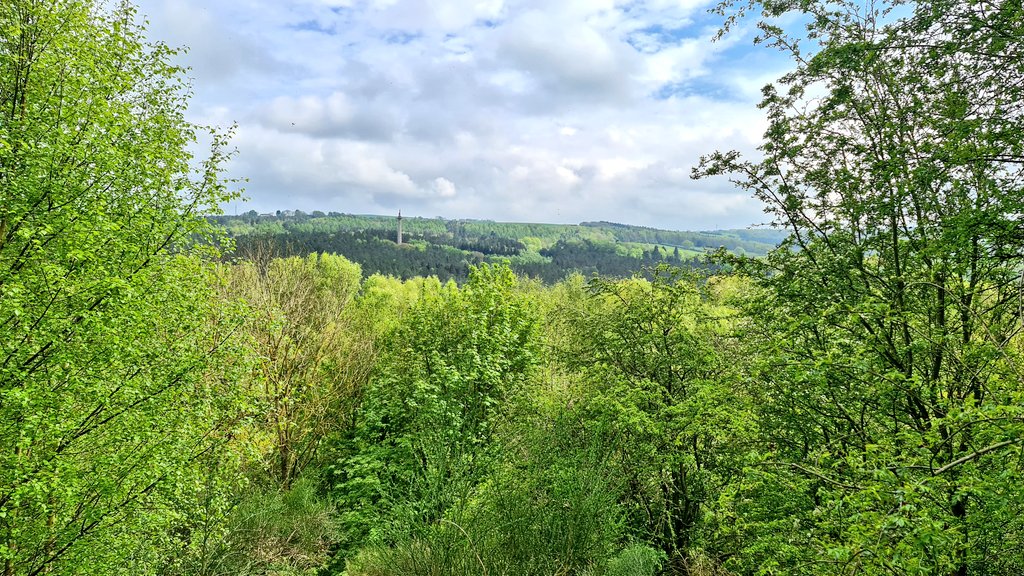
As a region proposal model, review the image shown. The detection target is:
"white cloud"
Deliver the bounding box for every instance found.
[432,177,458,198]
[136,0,791,229]
[495,9,639,101]
[263,92,353,132]
[237,127,417,196]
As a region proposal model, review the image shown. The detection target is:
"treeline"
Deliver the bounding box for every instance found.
[209,213,782,260]
[210,212,776,283]
[233,227,525,259]
[581,221,785,255]
[520,239,717,283]
[232,230,486,283]
[229,230,711,283]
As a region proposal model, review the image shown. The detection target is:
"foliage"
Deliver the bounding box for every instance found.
[213,213,779,283]
[189,477,341,576]
[232,231,485,284]
[330,264,542,562]
[552,267,753,570]
[224,253,368,489]
[9,0,1024,574]
[604,544,666,576]
[696,0,1024,573]
[343,411,625,576]
[214,213,783,256]
[0,1,242,573]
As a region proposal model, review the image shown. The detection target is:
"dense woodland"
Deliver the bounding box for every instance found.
[209,214,774,283]
[2,1,1023,576]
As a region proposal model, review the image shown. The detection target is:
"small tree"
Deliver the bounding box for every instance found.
[553,268,751,570]
[226,252,367,489]
[332,264,540,559]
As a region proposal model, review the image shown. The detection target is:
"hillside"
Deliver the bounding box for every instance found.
[209,212,786,282]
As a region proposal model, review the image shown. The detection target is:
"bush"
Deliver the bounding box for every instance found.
[200,478,340,576]
[605,545,666,576]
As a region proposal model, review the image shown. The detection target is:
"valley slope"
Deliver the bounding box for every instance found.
[210,212,785,282]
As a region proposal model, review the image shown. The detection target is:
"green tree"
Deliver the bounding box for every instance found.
[0,1,241,573]
[553,268,752,571]
[331,264,540,562]
[338,269,635,576]
[225,253,367,489]
[697,0,1024,573]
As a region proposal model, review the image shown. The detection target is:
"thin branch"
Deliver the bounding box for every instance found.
[932,439,1022,476]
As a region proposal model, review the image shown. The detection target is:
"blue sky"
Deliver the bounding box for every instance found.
[135,0,796,230]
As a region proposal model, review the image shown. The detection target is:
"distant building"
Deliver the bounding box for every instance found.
[397,210,403,245]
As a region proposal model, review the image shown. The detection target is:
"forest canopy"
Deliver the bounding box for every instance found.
[1,0,1023,575]
[208,213,781,283]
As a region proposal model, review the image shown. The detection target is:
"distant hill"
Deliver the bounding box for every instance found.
[579,221,787,255]
[208,212,786,283]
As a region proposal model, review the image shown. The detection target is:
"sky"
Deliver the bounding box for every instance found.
[133,0,795,230]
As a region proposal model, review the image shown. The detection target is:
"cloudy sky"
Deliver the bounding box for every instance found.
[134,0,794,230]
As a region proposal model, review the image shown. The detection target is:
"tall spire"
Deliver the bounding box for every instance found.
[397,210,403,245]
